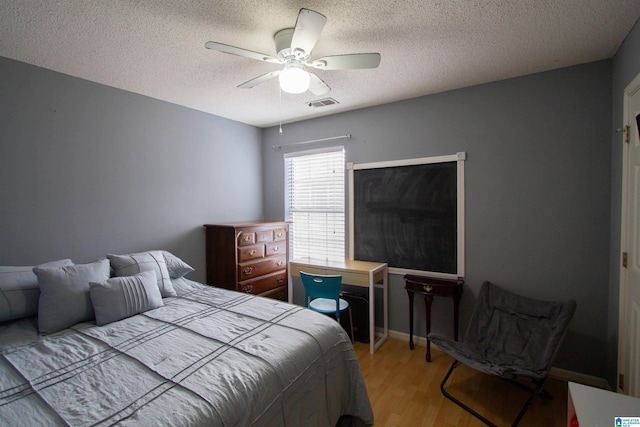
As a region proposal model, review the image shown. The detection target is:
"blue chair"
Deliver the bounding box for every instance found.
[300,271,354,341]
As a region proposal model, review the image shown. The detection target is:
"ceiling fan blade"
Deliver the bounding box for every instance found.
[309,53,381,70]
[290,9,327,56]
[238,70,281,89]
[308,73,331,96]
[205,41,280,64]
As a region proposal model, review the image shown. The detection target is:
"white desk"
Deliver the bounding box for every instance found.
[289,259,388,354]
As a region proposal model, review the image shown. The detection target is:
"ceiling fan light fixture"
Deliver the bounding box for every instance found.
[279,64,310,94]
[206,9,380,96]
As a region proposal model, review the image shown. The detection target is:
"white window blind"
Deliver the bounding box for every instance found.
[285,147,345,263]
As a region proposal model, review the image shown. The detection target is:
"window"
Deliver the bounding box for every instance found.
[285,147,345,263]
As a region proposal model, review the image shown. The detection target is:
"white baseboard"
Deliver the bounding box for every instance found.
[385,329,610,390]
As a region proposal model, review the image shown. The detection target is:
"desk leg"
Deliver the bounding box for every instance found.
[383,269,388,348]
[369,273,375,354]
[425,295,433,362]
[372,267,389,353]
[407,291,415,350]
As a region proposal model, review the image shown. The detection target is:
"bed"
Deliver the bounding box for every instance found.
[0,251,374,426]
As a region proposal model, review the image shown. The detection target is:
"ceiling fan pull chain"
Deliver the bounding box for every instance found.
[279,85,283,135]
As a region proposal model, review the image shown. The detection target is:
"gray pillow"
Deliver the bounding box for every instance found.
[34,259,110,334]
[108,251,176,297]
[89,270,164,326]
[162,251,195,279]
[0,259,73,323]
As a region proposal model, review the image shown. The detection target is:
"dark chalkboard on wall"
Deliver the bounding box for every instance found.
[348,153,465,276]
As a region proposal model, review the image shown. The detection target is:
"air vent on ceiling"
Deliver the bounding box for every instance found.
[308,98,339,108]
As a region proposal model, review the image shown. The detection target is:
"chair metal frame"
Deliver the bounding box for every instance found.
[430,281,576,427]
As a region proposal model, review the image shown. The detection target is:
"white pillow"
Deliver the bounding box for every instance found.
[90,270,164,326]
[108,251,176,297]
[162,251,195,279]
[34,259,110,334]
[0,259,74,323]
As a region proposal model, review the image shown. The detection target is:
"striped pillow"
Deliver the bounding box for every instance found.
[89,270,163,326]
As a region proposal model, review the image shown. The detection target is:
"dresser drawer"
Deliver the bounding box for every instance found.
[237,231,256,246]
[265,241,285,256]
[256,230,274,243]
[238,270,287,295]
[238,244,265,262]
[238,255,287,281]
[260,285,287,301]
[273,228,287,241]
[404,275,463,297]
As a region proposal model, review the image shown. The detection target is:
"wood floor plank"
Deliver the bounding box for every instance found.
[354,338,567,427]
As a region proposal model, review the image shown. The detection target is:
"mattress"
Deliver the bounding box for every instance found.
[0,278,373,426]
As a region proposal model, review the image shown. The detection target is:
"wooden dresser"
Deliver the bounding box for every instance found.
[204,221,289,301]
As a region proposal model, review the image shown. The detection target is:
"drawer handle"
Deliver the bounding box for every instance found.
[249,249,256,256]
[243,267,253,275]
[242,284,253,293]
[272,246,279,252]
[277,276,284,284]
[277,232,283,238]
[276,260,283,267]
[424,285,433,293]
[244,235,251,242]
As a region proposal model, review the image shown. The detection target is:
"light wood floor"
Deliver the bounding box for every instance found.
[353,338,567,427]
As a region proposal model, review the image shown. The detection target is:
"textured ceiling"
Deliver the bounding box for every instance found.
[1,1,639,128]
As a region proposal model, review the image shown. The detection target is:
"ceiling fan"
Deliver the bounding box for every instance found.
[205,8,381,95]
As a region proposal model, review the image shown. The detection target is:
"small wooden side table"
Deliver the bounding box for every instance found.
[404,275,464,362]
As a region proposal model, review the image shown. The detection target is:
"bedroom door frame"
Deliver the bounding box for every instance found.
[618,71,640,397]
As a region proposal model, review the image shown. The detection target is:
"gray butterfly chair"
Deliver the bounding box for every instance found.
[300,271,354,342]
[429,281,576,427]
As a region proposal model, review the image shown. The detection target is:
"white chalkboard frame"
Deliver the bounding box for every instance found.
[348,152,466,278]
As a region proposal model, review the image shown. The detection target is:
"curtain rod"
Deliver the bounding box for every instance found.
[272,133,351,149]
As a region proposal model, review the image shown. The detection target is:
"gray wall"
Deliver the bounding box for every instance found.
[609,18,640,390]
[0,57,263,283]
[262,60,613,380]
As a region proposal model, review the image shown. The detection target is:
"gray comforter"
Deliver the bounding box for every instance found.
[0,278,373,426]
